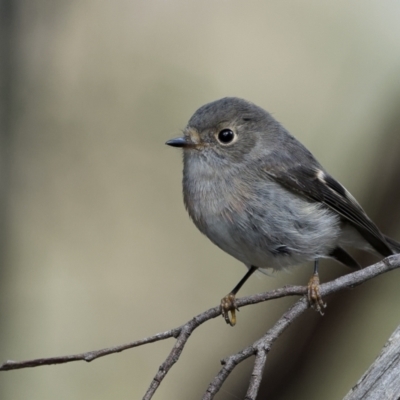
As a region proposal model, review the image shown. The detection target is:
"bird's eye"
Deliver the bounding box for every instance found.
[217,129,236,145]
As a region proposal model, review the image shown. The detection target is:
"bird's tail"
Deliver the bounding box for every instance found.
[384,235,400,254]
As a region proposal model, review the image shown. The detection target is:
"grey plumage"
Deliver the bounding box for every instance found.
[168,97,399,276]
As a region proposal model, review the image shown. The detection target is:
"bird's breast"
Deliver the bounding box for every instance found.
[182,153,341,269]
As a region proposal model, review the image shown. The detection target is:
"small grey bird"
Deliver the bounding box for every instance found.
[166,97,400,326]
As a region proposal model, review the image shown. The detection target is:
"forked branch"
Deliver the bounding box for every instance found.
[1,254,400,400]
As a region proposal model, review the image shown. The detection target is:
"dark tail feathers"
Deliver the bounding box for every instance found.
[384,235,400,254]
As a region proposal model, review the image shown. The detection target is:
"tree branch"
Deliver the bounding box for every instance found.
[203,254,400,399]
[203,297,309,400]
[0,285,305,372]
[1,254,400,400]
[343,322,400,400]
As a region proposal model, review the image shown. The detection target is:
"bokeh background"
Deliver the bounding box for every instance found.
[1,1,400,399]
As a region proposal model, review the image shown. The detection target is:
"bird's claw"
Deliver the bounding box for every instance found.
[307,273,326,315]
[220,293,239,326]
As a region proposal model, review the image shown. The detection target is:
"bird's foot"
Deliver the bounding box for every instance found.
[307,273,326,315]
[220,293,239,326]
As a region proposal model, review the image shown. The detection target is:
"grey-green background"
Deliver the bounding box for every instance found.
[1,1,400,399]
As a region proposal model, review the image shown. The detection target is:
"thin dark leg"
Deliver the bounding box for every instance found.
[231,265,257,295]
[313,258,319,275]
[221,265,257,326]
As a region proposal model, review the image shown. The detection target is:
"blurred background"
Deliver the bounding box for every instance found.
[1,1,400,399]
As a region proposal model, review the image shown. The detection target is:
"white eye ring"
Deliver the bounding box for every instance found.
[216,129,237,145]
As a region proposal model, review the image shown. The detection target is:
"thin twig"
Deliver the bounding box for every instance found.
[203,298,308,400]
[0,328,181,370]
[142,320,196,400]
[245,343,268,400]
[0,286,305,372]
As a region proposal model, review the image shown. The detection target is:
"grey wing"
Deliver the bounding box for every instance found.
[264,162,393,257]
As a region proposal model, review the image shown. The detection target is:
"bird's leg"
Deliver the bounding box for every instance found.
[221,265,257,326]
[307,258,326,315]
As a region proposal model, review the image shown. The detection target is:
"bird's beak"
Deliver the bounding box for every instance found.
[165,136,188,148]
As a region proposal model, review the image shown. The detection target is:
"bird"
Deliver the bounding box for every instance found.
[166,97,400,326]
